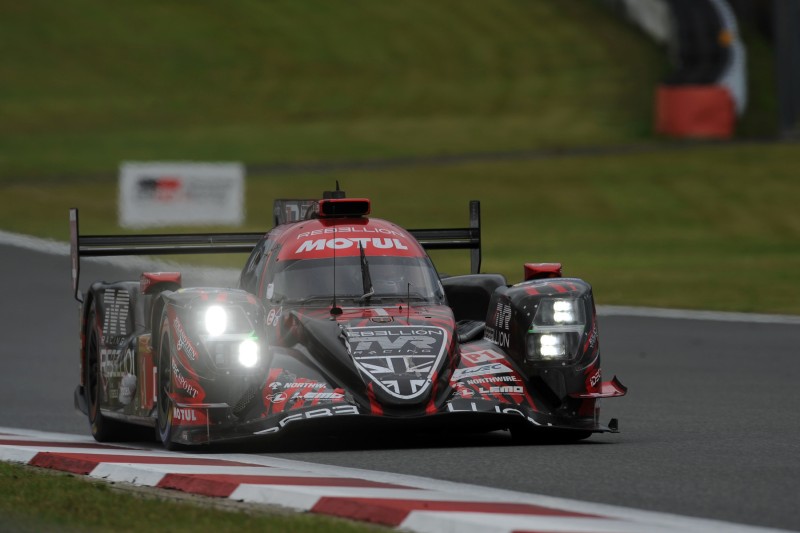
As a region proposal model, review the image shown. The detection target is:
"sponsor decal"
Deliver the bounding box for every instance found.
[461,349,505,365]
[173,317,198,360]
[103,335,127,346]
[137,177,182,201]
[589,368,601,387]
[266,307,282,327]
[455,384,474,398]
[484,301,512,348]
[446,402,541,425]
[173,407,198,421]
[495,302,512,330]
[270,381,327,390]
[100,347,135,379]
[451,362,513,381]
[296,226,403,239]
[587,323,598,349]
[478,385,524,395]
[295,237,408,255]
[266,392,288,403]
[345,326,448,400]
[484,325,510,348]
[255,404,360,434]
[135,176,236,203]
[172,360,199,398]
[289,392,344,402]
[102,290,129,337]
[466,375,520,385]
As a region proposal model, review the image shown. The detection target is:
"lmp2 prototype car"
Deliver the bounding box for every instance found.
[70,189,625,448]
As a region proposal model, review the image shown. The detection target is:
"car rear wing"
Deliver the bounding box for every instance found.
[70,200,481,302]
[407,200,481,275]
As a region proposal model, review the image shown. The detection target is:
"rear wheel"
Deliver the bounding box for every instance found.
[85,304,128,442]
[156,315,179,450]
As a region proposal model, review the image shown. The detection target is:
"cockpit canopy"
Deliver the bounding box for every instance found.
[265,255,444,306]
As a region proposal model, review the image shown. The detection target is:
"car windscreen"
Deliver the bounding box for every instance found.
[265,256,444,306]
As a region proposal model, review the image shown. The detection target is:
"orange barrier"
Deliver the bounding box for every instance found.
[655,85,735,139]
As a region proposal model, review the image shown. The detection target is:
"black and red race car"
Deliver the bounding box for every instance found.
[70,188,625,448]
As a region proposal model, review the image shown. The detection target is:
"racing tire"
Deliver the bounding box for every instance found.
[85,303,129,442]
[156,313,180,450]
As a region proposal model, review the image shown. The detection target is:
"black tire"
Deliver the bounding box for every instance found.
[85,303,128,442]
[156,314,180,450]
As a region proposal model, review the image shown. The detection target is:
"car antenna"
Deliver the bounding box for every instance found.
[330,222,343,317]
[407,282,411,321]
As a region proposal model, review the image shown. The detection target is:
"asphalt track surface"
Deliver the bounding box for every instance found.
[1,241,798,531]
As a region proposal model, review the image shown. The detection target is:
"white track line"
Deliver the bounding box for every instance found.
[2,228,797,324]
[597,305,800,325]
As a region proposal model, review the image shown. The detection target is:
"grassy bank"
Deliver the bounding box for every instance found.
[1,2,795,314]
[0,0,664,179]
[2,142,798,315]
[0,462,385,533]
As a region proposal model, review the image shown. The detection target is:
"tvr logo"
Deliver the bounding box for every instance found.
[351,335,438,354]
[346,326,448,400]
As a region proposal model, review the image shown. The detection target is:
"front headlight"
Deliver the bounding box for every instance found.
[526,298,585,362]
[535,298,584,326]
[237,338,259,368]
[204,305,228,337]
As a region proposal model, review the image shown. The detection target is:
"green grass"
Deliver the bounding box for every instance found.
[0,0,665,179]
[2,142,799,315]
[0,462,385,533]
[0,2,795,315]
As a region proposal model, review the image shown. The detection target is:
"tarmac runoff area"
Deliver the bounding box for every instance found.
[0,427,792,533]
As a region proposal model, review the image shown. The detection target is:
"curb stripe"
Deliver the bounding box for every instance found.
[158,473,414,498]
[311,497,602,527]
[30,452,259,472]
[30,452,103,475]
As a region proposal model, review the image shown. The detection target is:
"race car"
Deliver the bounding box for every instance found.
[70,188,626,448]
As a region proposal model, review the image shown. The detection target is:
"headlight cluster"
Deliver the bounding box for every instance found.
[526,298,585,362]
[204,306,228,337]
[237,338,259,368]
[202,306,261,369]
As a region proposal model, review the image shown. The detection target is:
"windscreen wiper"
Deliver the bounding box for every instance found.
[356,242,374,302]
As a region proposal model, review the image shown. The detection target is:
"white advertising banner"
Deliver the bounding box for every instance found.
[119,162,245,228]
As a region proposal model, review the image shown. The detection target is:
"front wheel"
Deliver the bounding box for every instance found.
[156,315,181,450]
